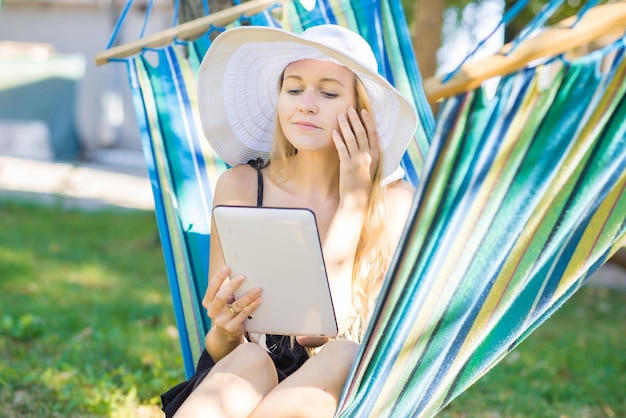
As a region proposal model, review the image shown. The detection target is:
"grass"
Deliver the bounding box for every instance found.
[0,199,184,417]
[0,198,624,417]
[440,284,626,418]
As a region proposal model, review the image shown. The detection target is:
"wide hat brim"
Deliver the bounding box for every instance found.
[197,25,418,179]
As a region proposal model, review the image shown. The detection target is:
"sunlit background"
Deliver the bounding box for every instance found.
[0,0,504,168]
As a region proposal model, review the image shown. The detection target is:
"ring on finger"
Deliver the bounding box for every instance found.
[228,304,239,315]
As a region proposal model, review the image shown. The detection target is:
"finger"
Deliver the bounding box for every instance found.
[207,273,244,317]
[230,297,262,318]
[216,274,245,304]
[360,109,380,179]
[332,128,350,161]
[203,266,230,307]
[360,108,379,151]
[226,294,235,305]
[337,112,359,156]
[238,296,262,320]
[223,296,263,333]
[212,276,253,333]
[347,107,368,150]
[229,286,262,316]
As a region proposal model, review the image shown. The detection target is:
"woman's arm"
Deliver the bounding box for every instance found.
[207,165,258,279]
[203,165,260,361]
[385,179,415,258]
[323,108,381,331]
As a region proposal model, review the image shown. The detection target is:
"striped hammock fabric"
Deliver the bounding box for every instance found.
[337,43,626,417]
[128,46,218,377]
[119,0,625,415]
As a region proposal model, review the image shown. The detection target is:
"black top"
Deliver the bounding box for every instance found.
[248,157,267,207]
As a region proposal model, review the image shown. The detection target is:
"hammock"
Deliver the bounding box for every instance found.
[338,39,626,417]
[117,0,434,379]
[98,0,625,416]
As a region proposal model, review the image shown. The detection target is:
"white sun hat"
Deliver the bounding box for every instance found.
[197,24,418,179]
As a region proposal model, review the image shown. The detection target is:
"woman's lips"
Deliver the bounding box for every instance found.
[294,121,320,129]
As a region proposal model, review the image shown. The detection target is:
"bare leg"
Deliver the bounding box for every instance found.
[173,343,278,418]
[249,339,359,418]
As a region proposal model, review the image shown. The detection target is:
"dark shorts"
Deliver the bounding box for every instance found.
[161,335,309,417]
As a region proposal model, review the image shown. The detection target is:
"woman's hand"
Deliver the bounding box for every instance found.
[296,335,330,347]
[332,107,380,208]
[203,266,262,356]
[324,107,379,329]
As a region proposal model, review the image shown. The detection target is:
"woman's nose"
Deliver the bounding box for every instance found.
[297,89,318,113]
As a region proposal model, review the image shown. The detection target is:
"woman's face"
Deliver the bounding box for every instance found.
[277,59,357,153]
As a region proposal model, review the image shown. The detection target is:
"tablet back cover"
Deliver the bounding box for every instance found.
[213,205,338,337]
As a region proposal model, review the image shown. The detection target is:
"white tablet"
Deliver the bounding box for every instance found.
[212,205,338,337]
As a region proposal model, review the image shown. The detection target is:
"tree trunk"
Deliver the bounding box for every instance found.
[412,0,445,81]
[176,0,238,24]
[412,0,445,115]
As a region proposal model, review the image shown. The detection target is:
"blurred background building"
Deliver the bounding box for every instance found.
[0,0,504,170]
[0,0,175,170]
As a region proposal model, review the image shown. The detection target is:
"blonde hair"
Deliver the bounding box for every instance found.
[270,73,392,343]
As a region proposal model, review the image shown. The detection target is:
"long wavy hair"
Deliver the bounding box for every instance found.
[269,71,392,343]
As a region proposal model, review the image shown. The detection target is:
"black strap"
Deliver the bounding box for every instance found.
[247,158,266,207]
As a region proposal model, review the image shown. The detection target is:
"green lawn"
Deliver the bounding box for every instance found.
[440,284,626,418]
[0,199,184,417]
[0,199,624,417]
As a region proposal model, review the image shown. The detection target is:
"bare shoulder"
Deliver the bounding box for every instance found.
[386,179,415,214]
[384,179,415,244]
[213,164,259,207]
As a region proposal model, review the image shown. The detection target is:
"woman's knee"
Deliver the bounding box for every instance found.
[215,343,278,383]
[248,340,359,418]
[174,344,278,418]
[298,339,360,388]
[315,339,360,374]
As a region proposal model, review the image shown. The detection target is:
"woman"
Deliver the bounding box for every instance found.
[162,24,418,417]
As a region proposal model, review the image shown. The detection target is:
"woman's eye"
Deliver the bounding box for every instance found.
[322,91,339,98]
[287,88,302,95]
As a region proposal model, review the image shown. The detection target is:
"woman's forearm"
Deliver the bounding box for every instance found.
[323,203,366,269]
[204,326,245,362]
[322,201,367,327]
